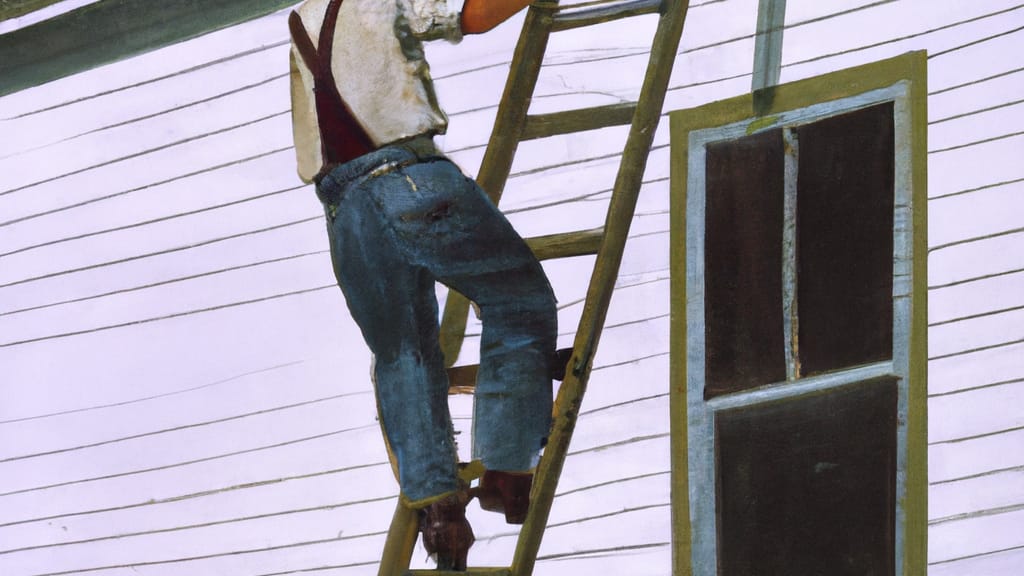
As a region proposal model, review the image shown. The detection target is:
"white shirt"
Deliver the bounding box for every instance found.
[289,0,465,183]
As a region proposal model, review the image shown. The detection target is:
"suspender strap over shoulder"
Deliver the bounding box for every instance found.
[288,11,319,72]
[289,0,376,166]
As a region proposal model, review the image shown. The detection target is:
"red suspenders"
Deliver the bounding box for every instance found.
[289,0,376,166]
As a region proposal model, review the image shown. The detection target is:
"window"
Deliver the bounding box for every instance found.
[669,52,928,576]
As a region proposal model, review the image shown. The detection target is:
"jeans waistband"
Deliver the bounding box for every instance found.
[315,135,442,207]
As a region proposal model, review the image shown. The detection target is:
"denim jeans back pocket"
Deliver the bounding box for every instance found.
[374,163,480,242]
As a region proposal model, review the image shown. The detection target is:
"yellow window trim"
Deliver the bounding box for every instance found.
[668,50,928,576]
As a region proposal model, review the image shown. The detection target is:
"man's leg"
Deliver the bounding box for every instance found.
[326,164,477,568]
[376,159,558,474]
[325,178,460,505]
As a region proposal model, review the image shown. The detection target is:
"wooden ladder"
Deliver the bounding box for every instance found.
[379,1,690,574]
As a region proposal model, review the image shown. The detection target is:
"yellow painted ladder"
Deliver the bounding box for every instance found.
[379,1,691,574]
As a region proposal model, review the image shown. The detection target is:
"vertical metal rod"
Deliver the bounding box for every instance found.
[751,0,787,113]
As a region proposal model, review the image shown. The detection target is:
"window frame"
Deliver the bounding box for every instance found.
[669,51,928,576]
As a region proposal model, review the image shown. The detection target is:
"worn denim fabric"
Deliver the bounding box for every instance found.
[317,144,557,503]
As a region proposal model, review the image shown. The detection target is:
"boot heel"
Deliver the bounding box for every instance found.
[475,470,533,525]
[419,491,474,570]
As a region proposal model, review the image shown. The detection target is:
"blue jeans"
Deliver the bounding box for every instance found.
[317,142,557,504]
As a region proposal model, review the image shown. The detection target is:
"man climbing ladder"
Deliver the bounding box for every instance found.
[287,0,559,570]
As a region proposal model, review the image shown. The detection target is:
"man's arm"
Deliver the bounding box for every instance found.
[461,0,534,34]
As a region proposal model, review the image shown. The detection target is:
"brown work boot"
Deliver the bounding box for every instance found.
[475,470,533,525]
[419,491,474,571]
[551,347,574,381]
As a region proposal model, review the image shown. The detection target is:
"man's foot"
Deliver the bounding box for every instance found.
[419,492,474,571]
[475,470,533,524]
[551,347,574,381]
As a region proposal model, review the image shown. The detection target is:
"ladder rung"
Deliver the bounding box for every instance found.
[526,227,604,260]
[521,102,637,141]
[438,231,597,375]
[447,363,478,394]
[551,0,662,32]
[448,347,573,394]
[403,565,507,569]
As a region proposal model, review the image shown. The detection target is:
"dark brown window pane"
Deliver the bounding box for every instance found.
[796,103,895,375]
[705,129,786,399]
[716,378,898,576]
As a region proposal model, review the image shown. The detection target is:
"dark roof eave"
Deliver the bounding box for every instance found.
[0,0,296,98]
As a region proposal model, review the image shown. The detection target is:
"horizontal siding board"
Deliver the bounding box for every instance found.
[11,536,385,576]
[0,353,326,432]
[0,254,332,346]
[928,342,1024,397]
[535,547,670,575]
[0,191,319,300]
[0,115,295,228]
[930,102,1024,155]
[928,136,1024,199]
[929,427,1024,484]
[0,160,308,271]
[0,46,289,160]
[1,415,386,500]
[929,229,1024,287]
[926,18,1024,86]
[928,382,1024,443]
[535,506,670,559]
[928,67,1024,120]
[501,145,670,221]
[0,457,394,543]
[5,504,391,575]
[0,364,372,464]
[0,221,326,327]
[1,426,391,531]
[0,289,362,420]
[568,395,670,455]
[0,75,291,193]
[559,435,670,495]
[0,396,377,495]
[928,307,1024,359]
[929,508,1024,564]
[783,3,1024,82]
[930,468,1024,522]
[550,465,670,526]
[929,545,1024,576]
[929,271,1024,326]
[928,179,1024,248]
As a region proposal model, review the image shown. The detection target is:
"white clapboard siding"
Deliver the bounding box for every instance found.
[2,0,1023,574]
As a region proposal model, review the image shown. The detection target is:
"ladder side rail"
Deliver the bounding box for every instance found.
[438,1,561,367]
[379,500,420,576]
[475,2,560,202]
[510,2,691,574]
